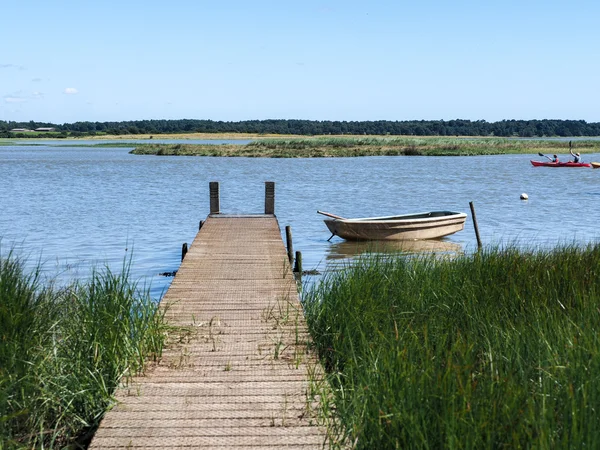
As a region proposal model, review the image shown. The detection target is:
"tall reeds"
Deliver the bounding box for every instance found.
[0,253,167,449]
[303,245,600,448]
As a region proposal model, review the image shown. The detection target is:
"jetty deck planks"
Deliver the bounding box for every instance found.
[89,215,327,449]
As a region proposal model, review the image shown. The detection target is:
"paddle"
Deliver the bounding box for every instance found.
[317,210,347,220]
[538,152,553,161]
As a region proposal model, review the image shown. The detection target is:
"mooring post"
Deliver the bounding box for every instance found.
[209,182,220,214]
[199,220,204,231]
[182,243,188,261]
[265,181,275,215]
[469,201,482,250]
[294,250,302,282]
[285,225,294,265]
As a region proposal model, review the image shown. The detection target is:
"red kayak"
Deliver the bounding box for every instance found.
[531,160,591,168]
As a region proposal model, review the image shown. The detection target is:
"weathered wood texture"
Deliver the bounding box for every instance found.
[264,181,275,215]
[90,215,327,449]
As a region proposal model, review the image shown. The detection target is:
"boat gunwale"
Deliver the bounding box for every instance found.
[324,211,467,224]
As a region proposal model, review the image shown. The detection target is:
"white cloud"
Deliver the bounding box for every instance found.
[4,96,27,103]
[0,64,25,70]
[64,88,78,94]
[32,91,44,99]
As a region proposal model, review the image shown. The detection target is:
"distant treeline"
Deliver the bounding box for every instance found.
[2,118,600,138]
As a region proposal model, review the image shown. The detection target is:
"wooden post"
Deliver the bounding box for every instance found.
[182,243,188,261]
[199,220,204,230]
[209,182,220,214]
[294,250,302,282]
[469,201,482,250]
[285,225,294,265]
[265,181,275,215]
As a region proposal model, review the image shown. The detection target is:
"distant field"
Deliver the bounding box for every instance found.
[1,131,298,142]
[72,132,298,140]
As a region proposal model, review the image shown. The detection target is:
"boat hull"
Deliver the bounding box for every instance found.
[324,211,467,241]
[591,162,600,169]
[530,160,591,168]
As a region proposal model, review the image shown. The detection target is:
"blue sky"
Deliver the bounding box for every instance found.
[2,0,599,124]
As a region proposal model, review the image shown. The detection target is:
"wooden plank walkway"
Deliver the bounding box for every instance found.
[90,214,328,449]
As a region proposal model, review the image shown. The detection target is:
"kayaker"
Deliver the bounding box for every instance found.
[552,154,559,162]
[570,148,581,162]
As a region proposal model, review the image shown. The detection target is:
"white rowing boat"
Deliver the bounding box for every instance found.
[318,210,467,241]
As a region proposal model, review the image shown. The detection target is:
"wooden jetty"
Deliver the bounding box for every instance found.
[90,182,328,449]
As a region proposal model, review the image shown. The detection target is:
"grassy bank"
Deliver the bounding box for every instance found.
[0,252,168,449]
[129,136,600,157]
[303,245,600,448]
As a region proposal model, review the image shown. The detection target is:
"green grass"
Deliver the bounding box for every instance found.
[4,136,600,157]
[303,244,600,449]
[128,137,600,157]
[0,252,168,449]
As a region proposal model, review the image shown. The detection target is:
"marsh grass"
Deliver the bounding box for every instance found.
[128,137,600,157]
[303,244,600,448]
[0,252,168,449]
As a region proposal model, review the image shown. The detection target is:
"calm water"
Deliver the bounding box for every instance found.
[2,144,600,298]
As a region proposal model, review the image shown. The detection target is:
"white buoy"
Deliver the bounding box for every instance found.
[520,193,529,200]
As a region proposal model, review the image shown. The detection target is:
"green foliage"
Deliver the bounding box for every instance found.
[2,119,600,138]
[304,245,600,449]
[0,254,167,449]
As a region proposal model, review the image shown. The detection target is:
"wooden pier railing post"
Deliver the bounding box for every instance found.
[210,182,220,214]
[285,225,294,265]
[265,181,275,215]
[294,250,302,282]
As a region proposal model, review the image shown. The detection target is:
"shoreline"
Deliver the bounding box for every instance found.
[3,135,600,157]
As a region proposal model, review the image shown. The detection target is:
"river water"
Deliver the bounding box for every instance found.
[1,143,600,299]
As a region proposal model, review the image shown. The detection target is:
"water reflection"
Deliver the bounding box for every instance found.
[326,239,463,260]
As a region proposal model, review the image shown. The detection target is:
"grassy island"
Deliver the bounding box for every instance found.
[3,135,600,157]
[0,254,169,449]
[304,244,600,448]
[129,136,600,158]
